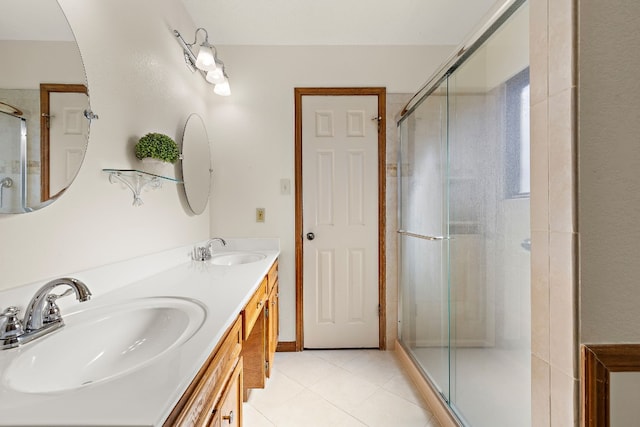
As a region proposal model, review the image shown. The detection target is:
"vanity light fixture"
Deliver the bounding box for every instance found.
[173,28,231,96]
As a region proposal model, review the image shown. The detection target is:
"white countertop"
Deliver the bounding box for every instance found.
[0,241,279,426]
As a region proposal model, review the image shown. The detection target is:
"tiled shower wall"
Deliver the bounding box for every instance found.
[530,0,578,425]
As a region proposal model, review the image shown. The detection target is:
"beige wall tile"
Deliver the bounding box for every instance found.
[530,0,577,425]
[530,0,548,105]
[548,0,575,95]
[531,100,549,233]
[549,231,577,377]
[532,355,551,427]
[548,88,576,233]
[550,366,578,427]
[531,231,550,362]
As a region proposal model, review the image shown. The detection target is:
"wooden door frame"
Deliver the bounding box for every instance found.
[40,83,87,201]
[294,87,387,351]
[582,343,640,427]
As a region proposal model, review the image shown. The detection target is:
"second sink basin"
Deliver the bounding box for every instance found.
[3,297,205,393]
[211,252,266,266]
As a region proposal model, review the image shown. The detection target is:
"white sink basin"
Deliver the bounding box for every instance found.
[211,252,266,266]
[3,297,205,393]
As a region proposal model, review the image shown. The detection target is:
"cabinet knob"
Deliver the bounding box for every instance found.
[306,232,315,241]
[223,410,234,424]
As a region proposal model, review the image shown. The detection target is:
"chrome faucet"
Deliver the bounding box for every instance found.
[192,237,227,261]
[207,237,227,250]
[0,277,91,350]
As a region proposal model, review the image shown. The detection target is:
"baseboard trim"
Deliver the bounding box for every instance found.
[395,340,462,427]
[276,341,297,352]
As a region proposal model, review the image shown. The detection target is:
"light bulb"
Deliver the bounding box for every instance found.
[206,67,225,84]
[214,78,231,96]
[195,45,216,71]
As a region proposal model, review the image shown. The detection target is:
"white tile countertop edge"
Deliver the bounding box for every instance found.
[0,238,280,426]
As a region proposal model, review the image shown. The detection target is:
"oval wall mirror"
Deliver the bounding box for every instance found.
[0,0,90,214]
[181,113,212,215]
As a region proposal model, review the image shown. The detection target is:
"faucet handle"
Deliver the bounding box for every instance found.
[42,295,63,324]
[0,306,25,339]
[191,245,212,261]
[40,288,73,324]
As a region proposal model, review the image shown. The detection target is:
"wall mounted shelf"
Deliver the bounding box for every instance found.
[103,169,181,206]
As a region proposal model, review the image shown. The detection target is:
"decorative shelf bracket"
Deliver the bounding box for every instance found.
[103,169,181,206]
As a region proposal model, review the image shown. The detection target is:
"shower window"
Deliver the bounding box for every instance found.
[506,67,531,198]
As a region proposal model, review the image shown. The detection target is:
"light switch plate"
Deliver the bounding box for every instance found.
[256,208,265,222]
[280,178,291,195]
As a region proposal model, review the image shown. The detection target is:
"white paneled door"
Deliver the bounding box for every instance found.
[302,95,379,348]
[49,92,89,196]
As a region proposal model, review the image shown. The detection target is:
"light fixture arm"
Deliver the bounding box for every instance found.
[174,29,200,73]
[189,28,215,51]
[173,28,231,96]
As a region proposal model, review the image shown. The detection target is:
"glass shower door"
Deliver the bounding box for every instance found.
[398,80,450,400]
[397,1,530,425]
[447,3,531,426]
[0,111,26,213]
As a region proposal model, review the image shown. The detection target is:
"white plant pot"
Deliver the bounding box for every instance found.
[141,158,172,176]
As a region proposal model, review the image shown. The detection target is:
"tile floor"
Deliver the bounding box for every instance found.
[244,349,441,427]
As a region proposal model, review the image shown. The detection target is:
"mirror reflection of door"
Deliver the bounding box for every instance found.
[40,83,88,201]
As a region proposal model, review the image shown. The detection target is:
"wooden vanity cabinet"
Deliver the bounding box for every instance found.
[241,259,279,399]
[164,316,242,427]
[241,277,266,400]
[165,258,280,426]
[266,261,279,378]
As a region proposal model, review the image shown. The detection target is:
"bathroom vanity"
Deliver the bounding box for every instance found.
[165,259,279,426]
[0,239,279,426]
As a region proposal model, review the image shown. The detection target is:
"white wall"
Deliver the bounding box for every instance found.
[0,0,212,292]
[0,41,84,88]
[579,0,640,343]
[207,45,454,341]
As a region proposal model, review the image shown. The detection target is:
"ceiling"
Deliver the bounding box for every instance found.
[181,0,500,46]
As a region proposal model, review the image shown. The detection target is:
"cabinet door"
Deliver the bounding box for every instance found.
[242,307,265,399]
[216,360,243,427]
[266,282,279,378]
[209,415,221,427]
[164,317,242,427]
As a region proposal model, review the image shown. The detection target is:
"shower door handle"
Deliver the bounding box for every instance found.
[397,230,450,241]
[0,177,13,208]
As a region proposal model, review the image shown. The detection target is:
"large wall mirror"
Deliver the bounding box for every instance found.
[0,0,90,214]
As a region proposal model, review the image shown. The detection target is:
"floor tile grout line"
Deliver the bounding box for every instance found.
[245,402,277,427]
[257,350,440,427]
[378,372,435,411]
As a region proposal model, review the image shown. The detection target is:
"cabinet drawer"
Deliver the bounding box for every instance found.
[242,278,266,340]
[165,316,242,427]
[266,260,278,295]
[213,358,243,427]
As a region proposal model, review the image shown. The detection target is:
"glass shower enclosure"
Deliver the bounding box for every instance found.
[398,1,530,426]
[0,110,27,212]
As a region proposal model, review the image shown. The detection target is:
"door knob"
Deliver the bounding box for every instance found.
[306,232,315,241]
